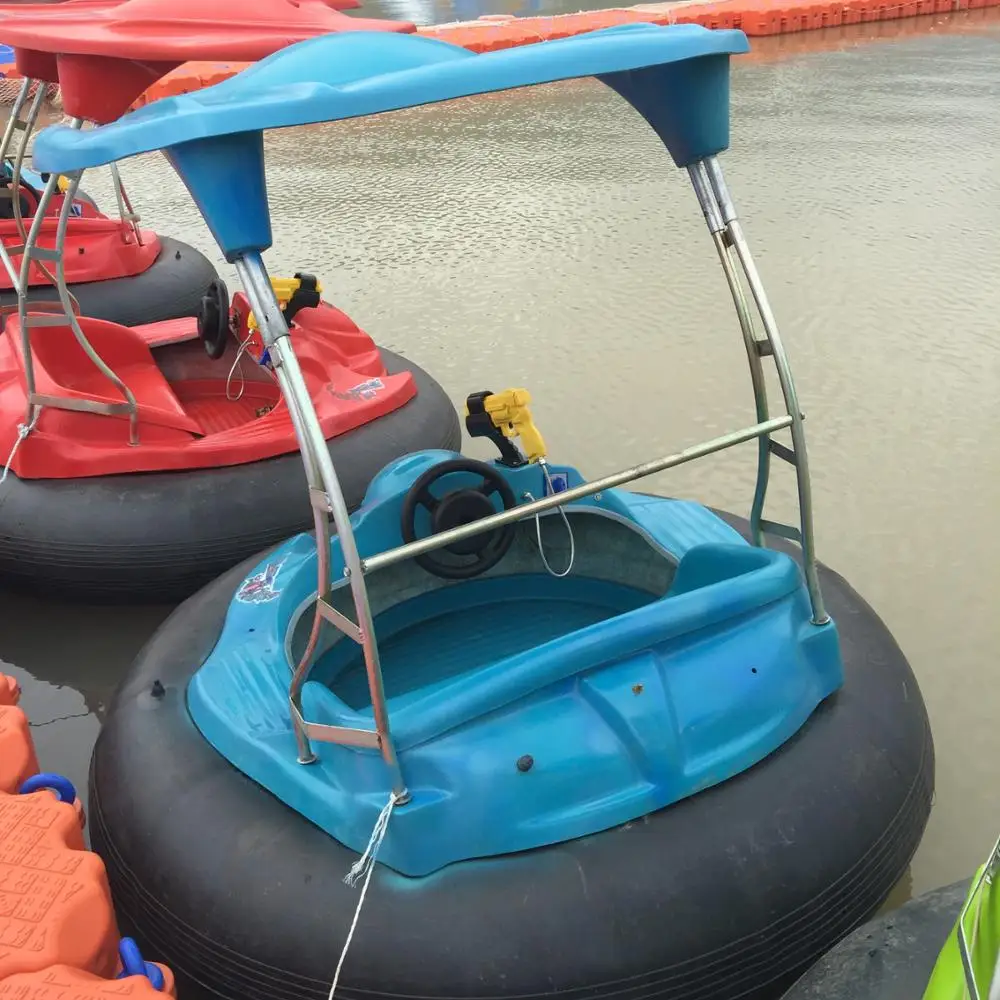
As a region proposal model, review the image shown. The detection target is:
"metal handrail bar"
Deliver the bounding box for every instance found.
[362,415,794,575]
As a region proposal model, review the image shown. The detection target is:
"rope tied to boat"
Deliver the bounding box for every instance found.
[327,790,402,1000]
[523,462,576,579]
[0,408,40,486]
[226,327,255,402]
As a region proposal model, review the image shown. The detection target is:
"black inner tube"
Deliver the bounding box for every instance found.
[89,512,934,1000]
[781,879,969,1000]
[0,235,217,327]
[0,349,462,603]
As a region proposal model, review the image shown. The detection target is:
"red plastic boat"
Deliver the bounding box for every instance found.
[0,132,180,313]
[0,0,459,604]
[0,0,416,121]
[0,0,418,323]
[0,279,419,478]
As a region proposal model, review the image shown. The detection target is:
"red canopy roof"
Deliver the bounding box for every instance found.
[0,0,416,121]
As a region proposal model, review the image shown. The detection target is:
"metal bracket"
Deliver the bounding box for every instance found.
[687,156,828,625]
[317,599,363,645]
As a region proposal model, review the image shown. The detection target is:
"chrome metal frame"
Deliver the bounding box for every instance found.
[958,833,1000,1000]
[235,254,409,800]
[1,78,145,440]
[108,162,145,246]
[220,155,832,801]
[689,158,827,623]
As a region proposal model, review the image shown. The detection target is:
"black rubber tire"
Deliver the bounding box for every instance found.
[0,350,461,603]
[0,235,216,325]
[88,514,935,1000]
[781,879,968,999]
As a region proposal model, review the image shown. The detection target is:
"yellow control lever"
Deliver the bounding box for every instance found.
[247,275,324,332]
[481,388,547,464]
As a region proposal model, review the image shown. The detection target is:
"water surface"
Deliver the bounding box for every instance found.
[3,12,1000,901]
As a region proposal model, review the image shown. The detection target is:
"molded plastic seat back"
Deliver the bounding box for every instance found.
[668,542,778,597]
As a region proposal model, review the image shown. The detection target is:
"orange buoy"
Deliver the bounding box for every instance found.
[126,0,1000,103]
[0,964,176,1000]
[0,703,40,794]
[0,673,20,706]
[0,673,176,997]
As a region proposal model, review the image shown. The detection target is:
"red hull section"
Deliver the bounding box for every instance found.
[0,216,160,288]
[0,294,416,478]
[0,0,417,121]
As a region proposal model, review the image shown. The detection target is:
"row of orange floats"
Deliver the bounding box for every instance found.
[0,0,998,104]
[416,0,1000,49]
[123,0,1000,104]
[0,674,176,1000]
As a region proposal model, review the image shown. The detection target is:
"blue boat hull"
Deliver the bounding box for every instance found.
[187,457,844,876]
[88,511,933,1000]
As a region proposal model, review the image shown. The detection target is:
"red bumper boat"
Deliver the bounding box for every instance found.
[0,0,419,327]
[0,0,460,602]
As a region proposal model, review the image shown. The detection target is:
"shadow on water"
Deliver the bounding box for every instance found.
[1,9,999,899]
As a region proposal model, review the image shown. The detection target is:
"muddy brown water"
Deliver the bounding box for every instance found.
[2,11,999,915]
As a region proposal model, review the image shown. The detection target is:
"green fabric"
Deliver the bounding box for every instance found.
[923,856,1000,1000]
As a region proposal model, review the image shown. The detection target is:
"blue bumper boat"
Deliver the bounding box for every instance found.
[32,22,933,1000]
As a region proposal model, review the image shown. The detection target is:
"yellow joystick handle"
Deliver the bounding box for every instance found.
[247,275,324,333]
[482,388,547,464]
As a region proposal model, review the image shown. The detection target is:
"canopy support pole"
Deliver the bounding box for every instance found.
[235,251,409,803]
[687,156,828,625]
[16,130,140,443]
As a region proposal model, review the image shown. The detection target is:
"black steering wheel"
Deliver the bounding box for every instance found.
[400,458,518,580]
[197,278,230,360]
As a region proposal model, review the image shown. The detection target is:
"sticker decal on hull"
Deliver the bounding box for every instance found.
[329,378,385,402]
[235,559,285,604]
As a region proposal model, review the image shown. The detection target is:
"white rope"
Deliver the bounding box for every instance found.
[1,409,40,485]
[524,463,575,579]
[226,327,282,405]
[326,791,401,1000]
[226,328,254,402]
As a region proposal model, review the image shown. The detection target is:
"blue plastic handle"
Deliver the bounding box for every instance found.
[19,772,77,803]
[117,938,166,991]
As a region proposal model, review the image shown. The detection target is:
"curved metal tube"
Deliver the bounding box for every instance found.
[16,167,64,422]
[235,253,408,801]
[11,84,51,249]
[0,78,31,167]
[705,156,828,624]
[0,79,36,291]
[687,162,772,549]
[108,162,144,245]
[17,120,139,438]
[54,167,140,443]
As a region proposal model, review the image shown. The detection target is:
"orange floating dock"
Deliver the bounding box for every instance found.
[128,0,1000,105]
[0,673,176,1000]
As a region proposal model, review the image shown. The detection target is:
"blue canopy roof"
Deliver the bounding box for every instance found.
[33,24,748,261]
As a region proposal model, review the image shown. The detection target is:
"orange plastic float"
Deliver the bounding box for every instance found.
[131,0,1000,104]
[0,965,176,1000]
[0,675,19,706]
[0,673,175,999]
[0,699,38,795]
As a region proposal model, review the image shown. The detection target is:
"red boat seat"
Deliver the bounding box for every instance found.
[9,315,202,435]
[132,316,199,348]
